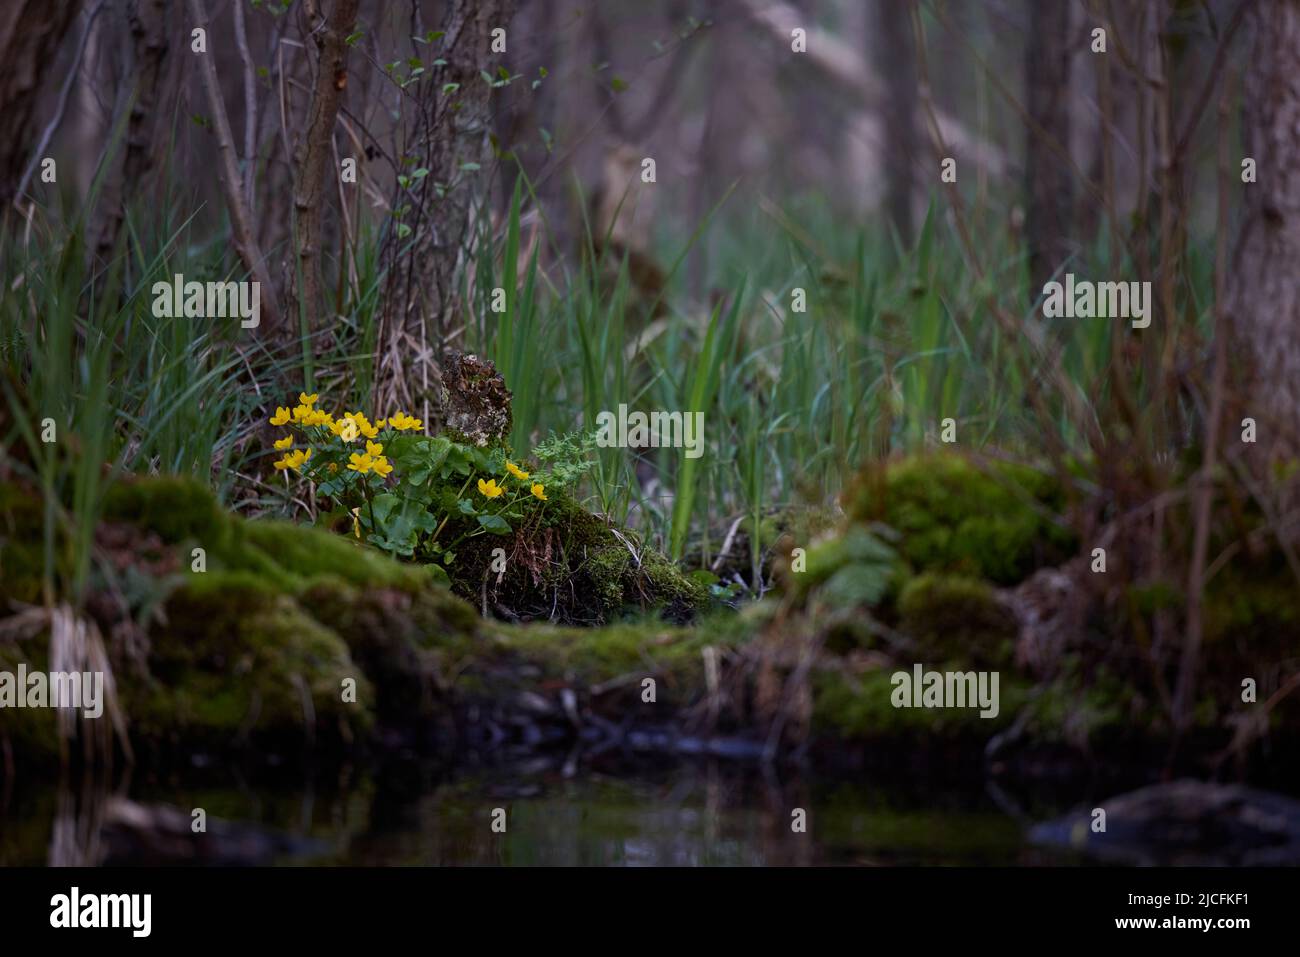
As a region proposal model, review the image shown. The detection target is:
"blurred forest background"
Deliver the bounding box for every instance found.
[1,0,1296,612]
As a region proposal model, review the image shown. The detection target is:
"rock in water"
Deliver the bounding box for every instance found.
[438,351,512,447]
[1029,779,1300,865]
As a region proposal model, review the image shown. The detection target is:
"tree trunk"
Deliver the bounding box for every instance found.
[1228,0,1300,472]
[0,0,80,205]
[286,0,360,339]
[377,0,515,423]
[94,0,170,263]
[1023,0,1073,290]
[878,0,917,246]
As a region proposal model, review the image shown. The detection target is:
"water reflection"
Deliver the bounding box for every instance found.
[1,754,1067,866]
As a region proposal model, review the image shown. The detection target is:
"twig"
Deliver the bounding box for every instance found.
[710,514,745,573]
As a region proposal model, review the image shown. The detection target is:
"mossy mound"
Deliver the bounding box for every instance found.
[1,476,481,759]
[897,573,1019,670]
[782,454,1074,625]
[811,666,1030,741]
[759,455,1076,746]
[846,454,1076,585]
[101,477,434,593]
[122,571,373,746]
[441,484,707,624]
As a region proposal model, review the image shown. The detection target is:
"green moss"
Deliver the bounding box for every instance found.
[0,475,496,757]
[638,551,708,611]
[124,572,374,742]
[488,619,729,705]
[897,573,1019,669]
[102,476,228,546]
[583,546,632,611]
[302,578,479,721]
[439,484,706,623]
[539,489,618,549]
[851,455,1075,585]
[235,520,427,591]
[811,666,1027,739]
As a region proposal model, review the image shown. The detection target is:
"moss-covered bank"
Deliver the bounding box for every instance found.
[3,451,1297,771]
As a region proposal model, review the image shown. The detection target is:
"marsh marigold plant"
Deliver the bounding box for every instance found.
[263,392,592,576]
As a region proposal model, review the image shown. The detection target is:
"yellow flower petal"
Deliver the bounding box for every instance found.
[270,407,291,426]
[366,441,383,457]
[274,435,293,450]
[507,462,531,480]
[299,392,318,406]
[530,483,547,501]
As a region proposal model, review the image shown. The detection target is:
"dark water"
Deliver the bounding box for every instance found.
[1,755,1088,866]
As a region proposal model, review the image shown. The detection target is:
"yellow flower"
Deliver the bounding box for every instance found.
[336,418,360,442]
[388,412,423,431]
[339,411,377,439]
[328,462,339,474]
[350,507,362,539]
[277,448,312,472]
[274,435,294,450]
[299,392,318,407]
[477,478,503,499]
[530,483,547,501]
[375,419,387,429]
[506,461,530,480]
[347,452,373,474]
[269,407,291,426]
[366,441,384,457]
[301,409,331,427]
[371,455,394,478]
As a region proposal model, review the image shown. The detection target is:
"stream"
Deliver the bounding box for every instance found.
[1,754,1104,866]
[9,748,1300,867]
